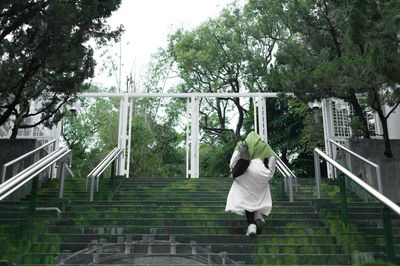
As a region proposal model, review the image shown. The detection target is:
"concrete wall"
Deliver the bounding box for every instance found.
[348,139,400,203]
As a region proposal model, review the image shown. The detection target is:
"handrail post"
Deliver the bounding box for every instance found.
[314,152,321,199]
[376,165,383,194]
[1,165,6,184]
[383,207,396,264]
[111,160,115,187]
[339,173,349,226]
[58,161,66,199]
[90,175,94,202]
[289,176,293,202]
[329,140,336,179]
[28,175,39,225]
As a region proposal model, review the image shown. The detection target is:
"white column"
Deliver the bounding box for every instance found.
[190,97,200,178]
[257,96,268,142]
[321,99,334,179]
[52,121,62,179]
[117,96,129,176]
[186,98,190,179]
[126,97,133,179]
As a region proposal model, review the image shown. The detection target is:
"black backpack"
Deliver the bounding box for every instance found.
[230,139,262,179]
[230,141,250,179]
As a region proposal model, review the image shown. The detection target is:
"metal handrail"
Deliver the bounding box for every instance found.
[273,151,297,202]
[314,148,400,215]
[329,139,383,193]
[314,147,400,263]
[85,147,118,191]
[87,147,123,201]
[0,148,71,201]
[1,139,56,183]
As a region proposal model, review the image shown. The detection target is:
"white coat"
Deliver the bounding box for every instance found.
[225,150,275,216]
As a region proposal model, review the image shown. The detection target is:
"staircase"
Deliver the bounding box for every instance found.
[0,175,397,265]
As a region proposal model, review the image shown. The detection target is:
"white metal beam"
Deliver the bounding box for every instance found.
[77,92,282,179]
[79,92,284,98]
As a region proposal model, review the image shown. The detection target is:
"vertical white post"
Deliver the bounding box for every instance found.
[117,98,124,175]
[52,121,62,179]
[186,98,190,179]
[190,97,200,178]
[257,96,268,142]
[117,95,129,177]
[126,97,133,179]
[321,99,334,179]
[253,97,258,134]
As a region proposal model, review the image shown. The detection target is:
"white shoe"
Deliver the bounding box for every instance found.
[246,223,257,236]
[254,211,265,227]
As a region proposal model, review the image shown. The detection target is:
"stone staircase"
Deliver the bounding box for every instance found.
[0,175,397,265]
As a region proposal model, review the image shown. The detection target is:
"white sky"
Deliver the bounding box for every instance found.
[91,0,239,90]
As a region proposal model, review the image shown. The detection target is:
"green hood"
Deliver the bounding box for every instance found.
[235,131,275,160]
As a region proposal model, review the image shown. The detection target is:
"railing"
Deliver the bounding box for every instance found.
[86,147,123,201]
[1,139,56,184]
[273,151,297,202]
[314,148,400,263]
[329,139,383,196]
[0,148,71,201]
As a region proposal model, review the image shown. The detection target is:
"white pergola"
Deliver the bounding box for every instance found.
[78,92,281,178]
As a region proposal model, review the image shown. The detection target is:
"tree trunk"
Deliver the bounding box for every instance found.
[376,107,393,158]
[0,99,19,127]
[232,98,244,140]
[10,121,20,139]
[348,92,371,139]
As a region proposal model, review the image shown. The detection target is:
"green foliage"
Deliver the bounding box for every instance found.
[0,0,123,136]
[200,141,236,177]
[129,116,185,177]
[62,86,119,177]
[261,0,400,157]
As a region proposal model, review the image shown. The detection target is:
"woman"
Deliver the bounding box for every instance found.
[225,131,276,236]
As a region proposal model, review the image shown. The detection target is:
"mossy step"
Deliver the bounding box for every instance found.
[0,200,69,207]
[66,205,315,212]
[28,242,346,255]
[0,219,28,225]
[46,225,331,235]
[359,227,400,235]
[54,217,325,227]
[341,240,400,253]
[322,210,400,220]
[64,200,312,206]
[348,219,400,227]
[117,182,232,187]
[61,212,320,220]
[0,212,57,219]
[21,252,352,265]
[40,233,339,244]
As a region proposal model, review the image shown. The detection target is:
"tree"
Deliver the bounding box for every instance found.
[166,2,278,142]
[0,0,123,138]
[347,0,400,157]
[257,0,400,157]
[61,87,120,177]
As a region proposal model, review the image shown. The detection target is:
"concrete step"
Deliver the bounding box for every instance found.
[54,217,326,227]
[29,241,345,254]
[21,252,352,265]
[40,233,339,245]
[66,205,315,212]
[61,211,320,220]
[46,225,331,235]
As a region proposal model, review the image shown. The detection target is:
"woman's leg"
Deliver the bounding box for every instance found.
[245,210,257,236]
[245,210,255,225]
